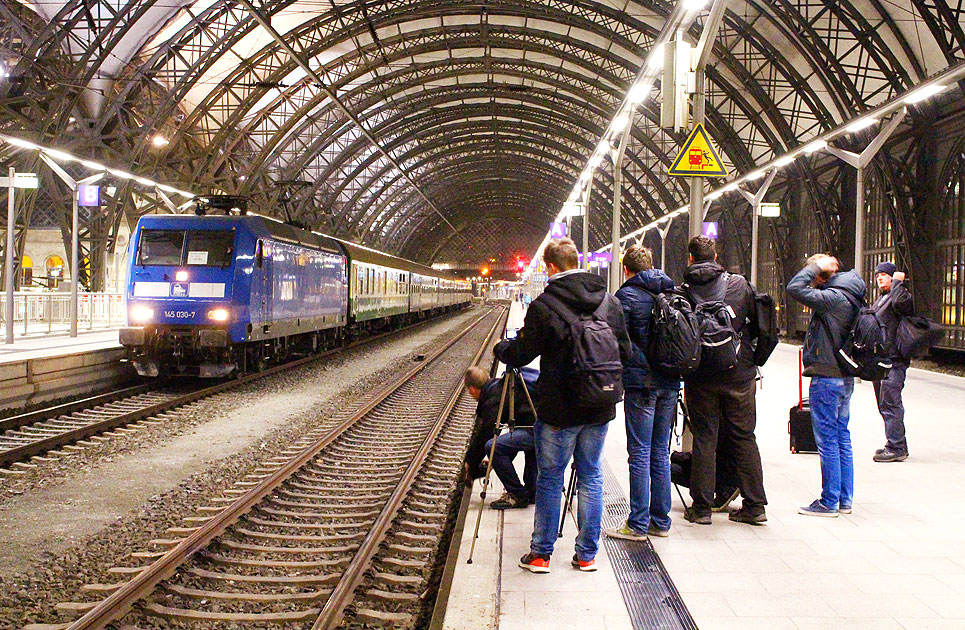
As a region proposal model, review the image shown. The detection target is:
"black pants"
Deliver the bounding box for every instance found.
[873,360,908,455]
[684,378,767,512]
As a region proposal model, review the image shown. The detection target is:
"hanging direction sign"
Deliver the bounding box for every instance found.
[562,201,584,218]
[549,222,567,238]
[758,202,781,217]
[669,124,729,177]
[0,172,39,189]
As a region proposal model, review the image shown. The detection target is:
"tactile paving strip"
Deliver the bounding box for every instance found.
[599,462,698,630]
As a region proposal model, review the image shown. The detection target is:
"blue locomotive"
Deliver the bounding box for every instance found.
[120,199,471,377]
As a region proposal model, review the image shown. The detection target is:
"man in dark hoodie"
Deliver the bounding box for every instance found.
[869,261,914,463]
[495,237,631,574]
[605,244,678,541]
[787,254,866,517]
[680,236,768,526]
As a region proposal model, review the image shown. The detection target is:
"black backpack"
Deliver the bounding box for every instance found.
[820,292,892,380]
[895,316,944,359]
[542,294,625,407]
[684,278,741,373]
[645,292,702,378]
[751,289,779,367]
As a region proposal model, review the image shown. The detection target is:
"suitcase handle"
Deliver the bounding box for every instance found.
[798,347,804,410]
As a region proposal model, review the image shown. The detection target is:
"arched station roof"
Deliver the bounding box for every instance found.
[0,0,962,268]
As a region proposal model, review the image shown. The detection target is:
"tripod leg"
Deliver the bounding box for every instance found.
[558,462,577,538]
[467,374,511,565]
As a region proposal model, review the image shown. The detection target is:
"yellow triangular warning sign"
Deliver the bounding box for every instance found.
[668,124,729,177]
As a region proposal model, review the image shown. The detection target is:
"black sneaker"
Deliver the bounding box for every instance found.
[683,506,711,525]
[711,487,740,512]
[728,507,767,525]
[873,449,908,463]
[491,492,529,509]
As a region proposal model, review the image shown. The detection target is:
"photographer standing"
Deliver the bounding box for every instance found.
[787,254,865,517]
[869,262,914,463]
[494,237,630,574]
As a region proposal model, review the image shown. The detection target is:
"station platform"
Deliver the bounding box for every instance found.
[442,302,965,630]
[0,329,128,409]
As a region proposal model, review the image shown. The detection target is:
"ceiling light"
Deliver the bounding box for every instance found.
[903,84,946,104]
[238,175,247,181]
[802,139,828,153]
[42,148,73,162]
[746,170,765,180]
[648,44,666,69]
[723,182,739,192]
[627,82,649,104]
[152,135,170,147]
[684,0,709,10]
[135,177,157,187]
[611,113,631,134]
[580,170,592,183]
[589,154,603,168]
[2,136,39,150]
[846,117,877,133]
[80,160,106,171]
[109,169,133,180]
[706,191,723,201]
[595,140,611,157]
[775,156,795,167]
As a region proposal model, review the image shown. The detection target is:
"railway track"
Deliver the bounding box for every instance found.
[29,305,505,630]
[0,309,473,473]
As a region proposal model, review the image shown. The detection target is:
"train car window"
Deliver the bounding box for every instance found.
[255,240,264,268]
[186,231,234,266]
[137,230,184,266]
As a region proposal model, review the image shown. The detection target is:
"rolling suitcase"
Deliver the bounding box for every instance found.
[789,348,817,454]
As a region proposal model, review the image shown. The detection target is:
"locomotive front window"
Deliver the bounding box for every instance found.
[137,230,185,266]
[186,231,234,267]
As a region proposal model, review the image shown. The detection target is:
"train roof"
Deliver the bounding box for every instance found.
[331,237,442,278]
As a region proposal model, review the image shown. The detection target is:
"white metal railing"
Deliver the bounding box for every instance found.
[0,292,125,336]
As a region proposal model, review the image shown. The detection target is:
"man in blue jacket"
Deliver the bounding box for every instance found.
[787,254,866,517]
[605,244,679,540]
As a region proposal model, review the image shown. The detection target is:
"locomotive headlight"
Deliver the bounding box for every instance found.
[130,305,154,323]
[208,308,230,322]
[175,270,188,281]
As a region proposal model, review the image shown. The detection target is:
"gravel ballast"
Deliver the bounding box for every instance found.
[0,308,484,629]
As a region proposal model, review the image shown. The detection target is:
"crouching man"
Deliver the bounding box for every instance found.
[463,365,539,509]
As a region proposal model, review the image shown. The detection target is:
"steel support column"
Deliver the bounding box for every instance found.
[737,169,777,286]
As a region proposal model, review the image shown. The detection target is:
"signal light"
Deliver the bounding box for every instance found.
[517,259,527,270]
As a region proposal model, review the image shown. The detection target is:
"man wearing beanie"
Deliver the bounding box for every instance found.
[870,261,914,462]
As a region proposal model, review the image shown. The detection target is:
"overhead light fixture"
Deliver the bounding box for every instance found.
[775,156,795,167]
[109,169,133,180]
[746,170,765,180]
[152,135,170,147]
[580,170,592,183]
[589,154,603,168]
[238,175,247,181]
[80,160,106,171]
[595,140,611,157]
[611,112,631,134]
[802,139,828,153]
[627,82,649,104]
[903,84,946,104]
[647,44,666,69]
[42,148,73,162]
[684,0,709,9]
[846,117,877,133]
[706,191,723,201]
[723,182,739,192]
[1,136,39,150]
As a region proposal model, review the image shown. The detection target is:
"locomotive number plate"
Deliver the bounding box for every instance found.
[164,311,196,318]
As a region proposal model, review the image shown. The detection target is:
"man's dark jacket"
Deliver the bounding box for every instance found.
[871,280,914,359]
[679,261,759,384]
[786,264,866,377]
[494,270,632,427]
[476,367,539,428]
[615,269,680,390]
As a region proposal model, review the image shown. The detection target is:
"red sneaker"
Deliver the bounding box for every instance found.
[518,552,550,573]
[570,554,597,572]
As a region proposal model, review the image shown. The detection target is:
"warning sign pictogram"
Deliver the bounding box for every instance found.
[668,124,729,177]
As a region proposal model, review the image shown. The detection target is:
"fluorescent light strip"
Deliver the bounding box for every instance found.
[0,133,196,199]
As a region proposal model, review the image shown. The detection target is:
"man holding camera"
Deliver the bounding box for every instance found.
[787,254,865,517]
[494,237,631,574]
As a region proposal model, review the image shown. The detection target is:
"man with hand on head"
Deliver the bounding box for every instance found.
[787,254,865,517]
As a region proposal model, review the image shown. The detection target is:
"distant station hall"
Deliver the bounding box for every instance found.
[0,1,964,629]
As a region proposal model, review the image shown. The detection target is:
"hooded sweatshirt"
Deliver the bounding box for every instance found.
[786,264,867,377]
[680,260,759,384]
[615,269,679,389]
[495,270,632,427]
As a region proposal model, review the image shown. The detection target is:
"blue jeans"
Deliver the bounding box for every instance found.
[874,360,908,454]
[809,376,855,509]
[531,420,609,560]
[625,387,677,532]
[485,428,536,499]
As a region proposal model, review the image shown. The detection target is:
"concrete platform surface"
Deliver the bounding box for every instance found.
[0,329,121,365]
[442,301,965,630]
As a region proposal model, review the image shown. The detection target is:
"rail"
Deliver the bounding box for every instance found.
[0,292,124,336]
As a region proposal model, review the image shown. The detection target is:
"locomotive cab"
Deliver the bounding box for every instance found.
[121,216,246,377]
